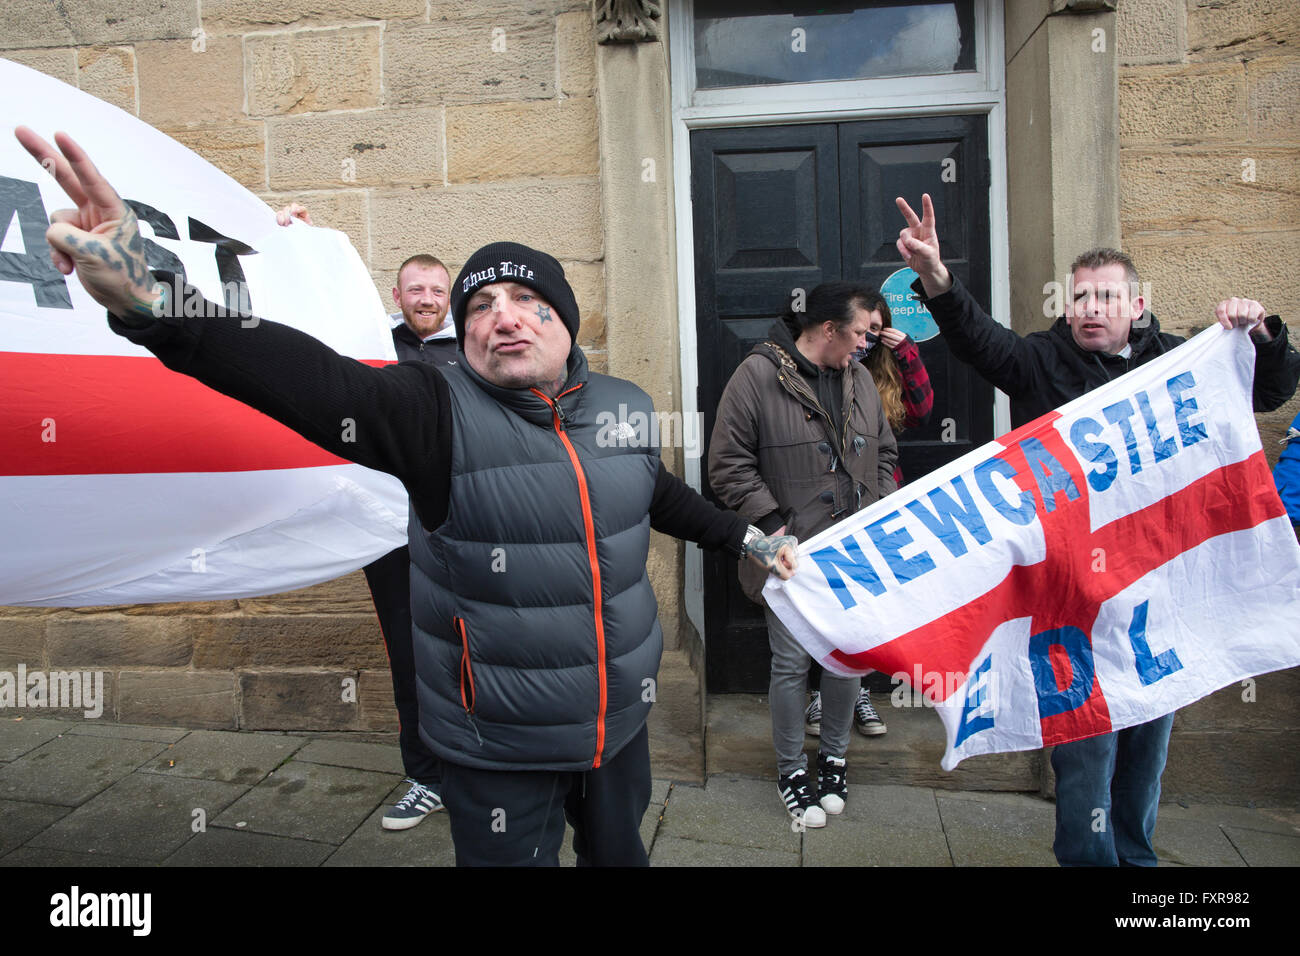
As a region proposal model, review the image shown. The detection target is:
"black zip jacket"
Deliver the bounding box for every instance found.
[913,274,1300,428]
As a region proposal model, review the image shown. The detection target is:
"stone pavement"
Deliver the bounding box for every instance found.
[1,716,1296,867]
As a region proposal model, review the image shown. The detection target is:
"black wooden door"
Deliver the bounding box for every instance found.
[694,117,995,693]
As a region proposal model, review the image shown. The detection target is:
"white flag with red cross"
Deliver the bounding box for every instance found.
[0,59,408,606]
[765,325,1300,769]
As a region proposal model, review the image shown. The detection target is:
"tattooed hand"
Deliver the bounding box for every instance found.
[14,127,163,319]
[747,525,799,580]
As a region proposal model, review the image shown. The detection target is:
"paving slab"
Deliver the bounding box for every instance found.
[801,784,952,866]
[1152,816,1247,867]
[25,771,248,862]
[66,722,189,743]
[803,823,952,866]
[0,734,167,806]
[936,790,1058,866]
[1223,826,1300,866]
[650,834,799,866]
[658,776,801,853]
[138,729,307,784]
[0,845,144,867]
[0,798,71,856]
[324,780,456,866]
[212,760,400,845]
[164,828,334,867]
[1159,802,1300,837]
[0,717,73,762]
[295,738,404,775]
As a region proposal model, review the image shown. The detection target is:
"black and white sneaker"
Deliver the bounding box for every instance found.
[817,752,847,814]
[804,690,822,737]
[778,768,826,828]
[854,688,887,736]
[381,780,444,831]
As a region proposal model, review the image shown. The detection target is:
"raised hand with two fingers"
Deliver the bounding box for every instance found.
[894,193,952,297]
[13,126,161,321]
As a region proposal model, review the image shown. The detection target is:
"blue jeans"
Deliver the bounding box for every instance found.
[1050,713,1175,866]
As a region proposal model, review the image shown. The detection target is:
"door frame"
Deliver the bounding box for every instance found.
[667,0,1012,643]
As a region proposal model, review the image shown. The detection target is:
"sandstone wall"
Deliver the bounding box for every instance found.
[1117,0,1300,454]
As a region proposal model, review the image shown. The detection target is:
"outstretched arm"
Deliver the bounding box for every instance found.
[649,464,797,580]
[895,193,1044,399]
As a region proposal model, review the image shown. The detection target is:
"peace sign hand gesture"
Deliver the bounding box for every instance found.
[14,126,162,321]
[894,193,952,297]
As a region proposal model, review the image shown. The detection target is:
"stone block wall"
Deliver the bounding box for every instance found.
[1117,0,1300,454]
[1,0,604,732]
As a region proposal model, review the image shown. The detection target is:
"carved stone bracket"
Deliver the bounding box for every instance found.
[1052,0,1118,12]
[596,0,662,44]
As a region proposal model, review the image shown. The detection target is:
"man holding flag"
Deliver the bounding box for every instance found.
[894,193,1300,866]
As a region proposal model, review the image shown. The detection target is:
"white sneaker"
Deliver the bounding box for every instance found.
[817,752,847,814]
[381,780,444,830]
[778,768,827,828]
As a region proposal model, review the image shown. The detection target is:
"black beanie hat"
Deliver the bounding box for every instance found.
[450,242,580,346]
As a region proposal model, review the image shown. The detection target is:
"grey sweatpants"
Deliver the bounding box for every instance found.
[765,607,856,776]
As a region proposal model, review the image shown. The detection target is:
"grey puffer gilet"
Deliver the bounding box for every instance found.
[408,354,662,771]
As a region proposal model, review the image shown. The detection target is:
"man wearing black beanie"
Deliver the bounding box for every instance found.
[19,127,800,867]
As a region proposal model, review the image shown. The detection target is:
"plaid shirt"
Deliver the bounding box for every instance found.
[889,336,933,485]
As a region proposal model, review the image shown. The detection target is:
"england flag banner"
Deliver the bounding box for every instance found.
[764,325,1300,770]
[1,58,408,606]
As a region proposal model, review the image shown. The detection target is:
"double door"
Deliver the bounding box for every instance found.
[692,115,996,692]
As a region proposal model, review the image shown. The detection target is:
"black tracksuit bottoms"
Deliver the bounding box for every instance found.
[362,546,441,789]
[438,723,652,867]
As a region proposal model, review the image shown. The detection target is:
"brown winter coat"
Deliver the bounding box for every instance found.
[708,329,899,604]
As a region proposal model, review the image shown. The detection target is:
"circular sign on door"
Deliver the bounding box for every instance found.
[880,267,939,343]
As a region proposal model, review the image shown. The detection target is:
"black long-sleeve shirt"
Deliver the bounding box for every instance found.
[109,275,746,554]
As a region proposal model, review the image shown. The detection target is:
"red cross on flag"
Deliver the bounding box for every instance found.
[765,326,1300,769]
[0,59,407,606]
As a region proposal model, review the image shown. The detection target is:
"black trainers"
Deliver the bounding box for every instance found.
[381,780,444,831]
[804,690,822,737]
[817,752,847,814]
[777,768,826,828]
[854,687,887,736]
